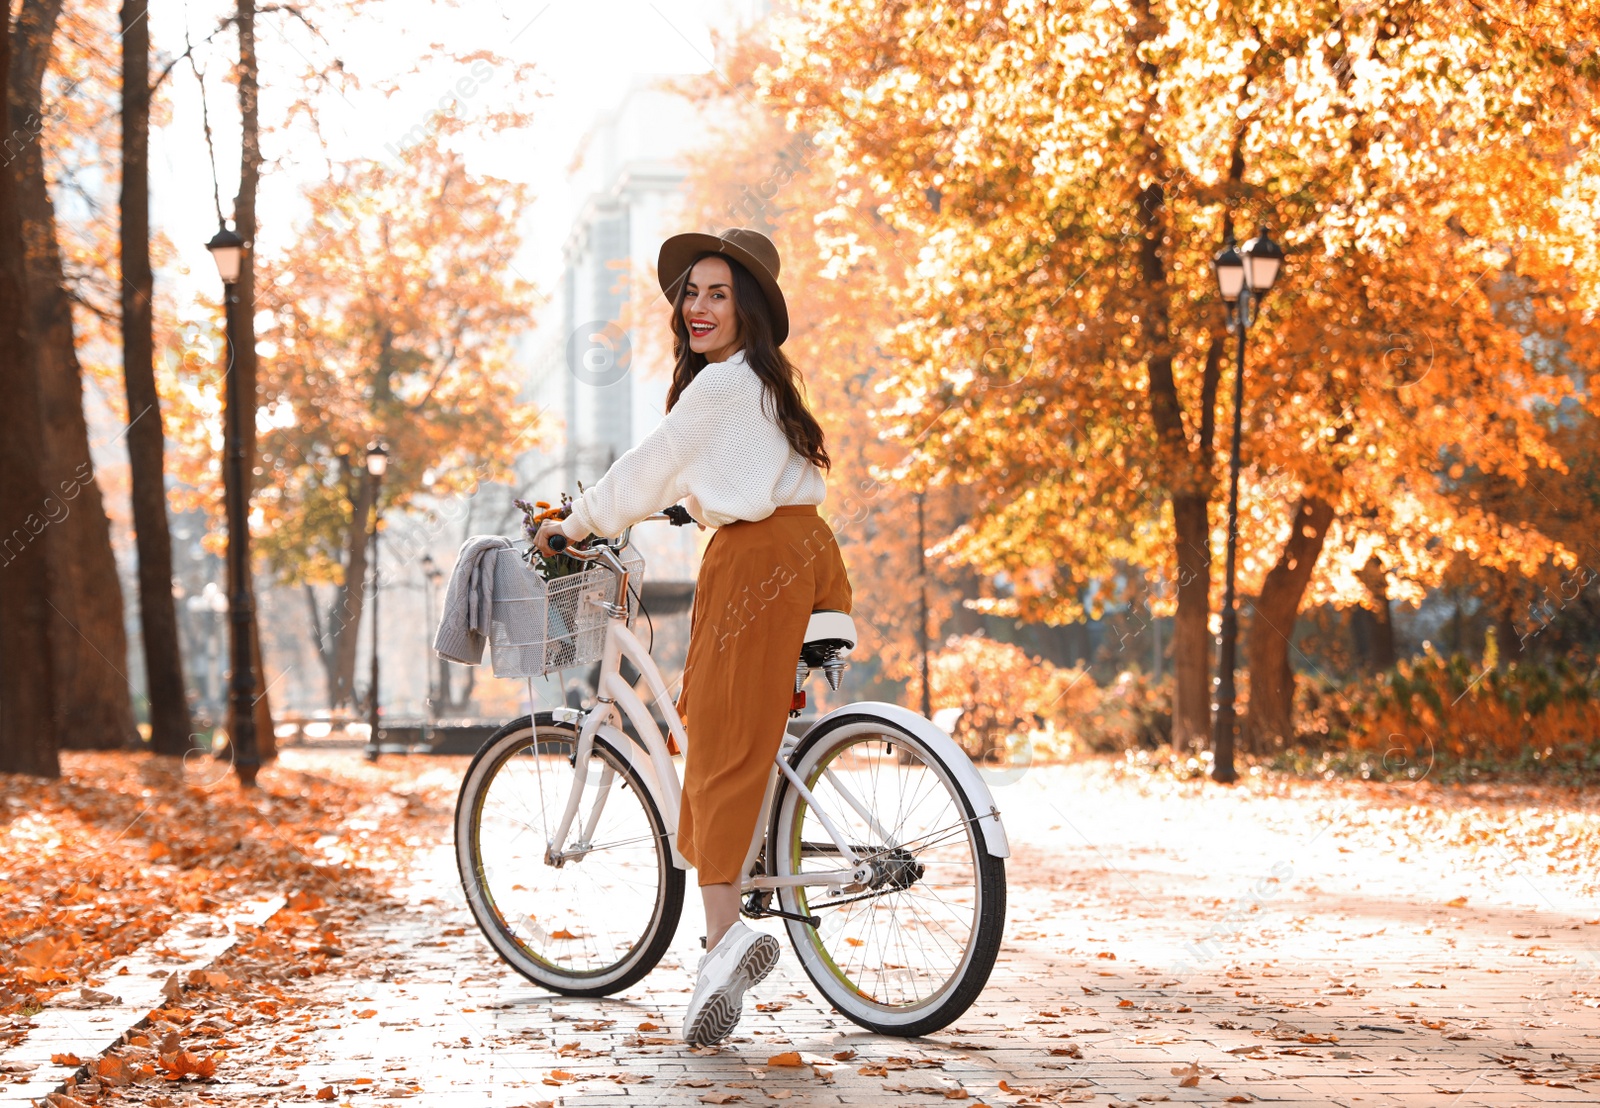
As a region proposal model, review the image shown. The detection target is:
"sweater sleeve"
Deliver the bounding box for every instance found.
[561,404,697,540]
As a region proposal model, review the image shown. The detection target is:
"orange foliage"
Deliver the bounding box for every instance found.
[908,633,1090,758]
[217,129,543,585]
[1331,651,1600,771]
[668,39,982,688]
[754,0,1597,630]
[0,752,424,1014]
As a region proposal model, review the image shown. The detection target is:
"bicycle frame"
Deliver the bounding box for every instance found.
[539,535,880,894]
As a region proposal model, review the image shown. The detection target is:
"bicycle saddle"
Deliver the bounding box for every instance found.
[801,609,856,667]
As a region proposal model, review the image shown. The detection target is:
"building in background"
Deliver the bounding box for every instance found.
[521,71,728,589]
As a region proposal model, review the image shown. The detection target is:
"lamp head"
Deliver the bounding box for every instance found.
[1240,224,1285,293]
[1212,238,1245,302]
[365,439,389,478]
[205,224,246,285]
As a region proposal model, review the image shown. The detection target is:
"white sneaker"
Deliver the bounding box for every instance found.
[682,922,780,1046]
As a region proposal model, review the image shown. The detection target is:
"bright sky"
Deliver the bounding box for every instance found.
[151,0,734,313]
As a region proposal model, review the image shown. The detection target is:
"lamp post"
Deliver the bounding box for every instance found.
[421,551,442,748]
[1209,224,1284,785]
[422,552,442,709]
[916,490,932,720]
[206,224,260,787]
[364,440,389,761]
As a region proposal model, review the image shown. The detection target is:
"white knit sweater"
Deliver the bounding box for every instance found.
[560,348,827,539]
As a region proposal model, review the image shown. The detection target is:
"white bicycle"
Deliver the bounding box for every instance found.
[453,511,1009,1036]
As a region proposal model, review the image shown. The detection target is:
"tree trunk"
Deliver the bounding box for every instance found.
[1355,554,1395,671]
[251,609,276,760]
[1135,172,1213,751]
[306,584,339,707]
[1245,496,1335,751]
[234,0,260,494]
[1122,2,1235,752]
[120,0,193,756]
[328,473,375,708]
[10,0,137,751]
[303,466,374,714]
[1170,493,1212,748]
[435,658,475,716]
[436,656,453,714]
[0,17,60,777]
[1495,586,1523,667]
[225,0,276,748]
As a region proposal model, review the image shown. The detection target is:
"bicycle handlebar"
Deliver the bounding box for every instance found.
[541,511,674,561]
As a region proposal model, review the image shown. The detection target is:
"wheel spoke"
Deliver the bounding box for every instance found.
[457,723,681,991]
[778,724,998,1026]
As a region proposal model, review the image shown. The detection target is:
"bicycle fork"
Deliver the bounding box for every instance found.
[544,713,605,867]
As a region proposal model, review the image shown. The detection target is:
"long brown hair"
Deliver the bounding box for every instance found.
[664,251,830,470]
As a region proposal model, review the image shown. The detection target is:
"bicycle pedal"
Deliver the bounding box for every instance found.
[750,905,822,928]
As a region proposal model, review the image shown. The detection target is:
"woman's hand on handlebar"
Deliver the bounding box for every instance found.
[534,519,574,557]
[662,503,706,531]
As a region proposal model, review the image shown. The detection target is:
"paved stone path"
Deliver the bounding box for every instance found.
[197,763,1600,1107]
[0,899,282,1106]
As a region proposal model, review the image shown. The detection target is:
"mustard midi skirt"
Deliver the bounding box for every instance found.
[674,505,853,887]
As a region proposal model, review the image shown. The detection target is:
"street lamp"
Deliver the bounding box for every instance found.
[364,439,389,761]
[1209,223,1284,784]
[206,223,259,787]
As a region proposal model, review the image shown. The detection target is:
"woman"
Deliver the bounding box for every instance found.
[534,228,853,1046]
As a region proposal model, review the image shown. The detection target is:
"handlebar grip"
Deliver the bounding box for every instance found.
[547,533,568,552]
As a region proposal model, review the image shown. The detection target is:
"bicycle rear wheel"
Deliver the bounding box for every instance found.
[772,714,1006,1036]
[455,713,684,996]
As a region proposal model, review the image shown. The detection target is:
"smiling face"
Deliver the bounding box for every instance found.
[682,255,743,363]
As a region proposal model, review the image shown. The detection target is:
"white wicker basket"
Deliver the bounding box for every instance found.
[488,546,644,678]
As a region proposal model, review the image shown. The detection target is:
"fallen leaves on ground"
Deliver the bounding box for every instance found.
[1171,1062,1202,1088]
[0,752,434,1020]
[998,1078,1094,1104]
[0,750,459,1103]
[884,1081,968,1098]
[156,1050,218,1080]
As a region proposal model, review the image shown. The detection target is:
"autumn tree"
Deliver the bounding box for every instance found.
[121,0,193,755]
[0,16,61,777]
[1195,3,1595,747]
[251,132,540,708]
[8,0,138,751]
[758,0,1597,758]
[663,37,983,699]
[221,0,364,754]
[759,0,1243,748]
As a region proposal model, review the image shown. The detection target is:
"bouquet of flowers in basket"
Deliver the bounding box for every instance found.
[515,494,586,581]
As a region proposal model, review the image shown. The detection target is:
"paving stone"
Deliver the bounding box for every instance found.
[50,763,1596,1107]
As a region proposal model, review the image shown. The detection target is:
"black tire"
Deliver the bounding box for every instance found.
[455,713,685,996]
[771,714,1006,1036]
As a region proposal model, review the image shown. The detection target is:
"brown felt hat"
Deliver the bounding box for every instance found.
[657,227,789,346]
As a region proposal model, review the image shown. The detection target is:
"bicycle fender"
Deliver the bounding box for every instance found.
[801,701,1011,858]
[594,723,690,871]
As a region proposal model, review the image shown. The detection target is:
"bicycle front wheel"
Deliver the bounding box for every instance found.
[455,713,685,996]
[772,714,1006,1036]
